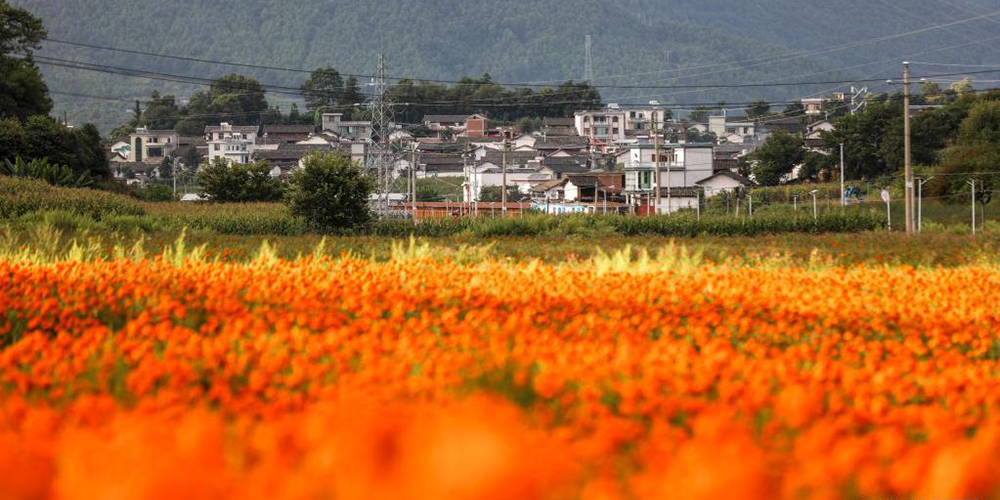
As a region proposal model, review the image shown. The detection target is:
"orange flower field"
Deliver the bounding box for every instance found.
[2,253,1000,500]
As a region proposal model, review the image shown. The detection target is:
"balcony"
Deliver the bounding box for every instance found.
[624,161,685,170]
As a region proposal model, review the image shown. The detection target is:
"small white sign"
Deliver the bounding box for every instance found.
[881,189,891,203]
[906,181,914,189]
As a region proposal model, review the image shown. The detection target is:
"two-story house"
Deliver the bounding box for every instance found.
[575,103,670,152]
[622,141,714,214]
[206,123,259,164]
[128,127,178,164]
[322,113,373,140]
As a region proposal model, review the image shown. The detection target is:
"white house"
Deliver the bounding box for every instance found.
[463,162,546,202]
[709,115,756,139]
[695,171,755,198]
[128,127,178,164]
[206,123,259,165]
[622,142,714,213]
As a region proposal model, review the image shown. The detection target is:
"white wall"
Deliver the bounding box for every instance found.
[699,176,744,197]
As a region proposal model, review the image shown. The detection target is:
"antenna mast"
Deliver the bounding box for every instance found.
[584,35,594,82]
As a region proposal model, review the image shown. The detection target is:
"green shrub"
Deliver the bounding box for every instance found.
[0,177,145,220]
[140,184,178,202]
[197,158,284,202]
[286,153,373,232]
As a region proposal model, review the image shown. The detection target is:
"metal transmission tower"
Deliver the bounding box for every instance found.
[367,52,395,215]
[584,35,594,82]
[849,86,868,115]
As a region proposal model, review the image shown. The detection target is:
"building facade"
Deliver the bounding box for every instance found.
[206,123,259,164]
[128,127,178,164]
[622,142,714,213]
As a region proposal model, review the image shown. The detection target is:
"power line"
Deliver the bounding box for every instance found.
[38,11,1000,92]
[31,50,1000,111]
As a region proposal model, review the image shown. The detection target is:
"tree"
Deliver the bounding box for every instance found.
[689,107,711,123]
[178,146,203,170]
[286,153,374,231]
[932,100,1000,215]
[783,102,806,117]
[950,78,974,97]
[301,67,344,112]
[747,132,805,186]
[821,99,901,179]
[0,1,45,56]
[0,116,108,178]
[0,1,50,122]
[197,158,283,202]
[922,81,945,104]
[142,91,181,130]
[747,101,771,119]
[0,57,51,121]
[479,185,527,202]
[208,74,268,125]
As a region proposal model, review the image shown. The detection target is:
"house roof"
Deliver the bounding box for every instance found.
[422,114,470,124]
[539,127,575,137]
[455,136,504,144]
[541,163,590,174]
[263,124,316,134]
[178,136,207,148]
[421,154,465,164]
[480,150,539,167]
[542,156,588,167]
[530,178,569,192]
[253,144,337,162]
[205,125,259,134]
[534,137,588,150]
[543,118,575,127]
[696,170,755,187]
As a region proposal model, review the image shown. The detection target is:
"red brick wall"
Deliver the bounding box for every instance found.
[466,117,487,137]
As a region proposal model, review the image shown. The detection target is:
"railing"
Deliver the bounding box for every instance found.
[624,161,686,170]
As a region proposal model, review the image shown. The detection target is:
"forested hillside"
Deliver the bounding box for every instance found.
[10,0,1000,132]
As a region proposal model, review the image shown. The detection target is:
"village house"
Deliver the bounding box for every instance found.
[206,123,259,165]
[322,113,372,140]
[128,127,178,164]
[539,117,577,137]
[622,141,714,213]
[252,143,338,174]
[262,124,316,145]
[709,115,756,139]
[562,173,625,203]
[695,170,755,198]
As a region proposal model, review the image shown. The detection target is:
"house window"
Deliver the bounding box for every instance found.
[215,144,221,151]
[148,148,163,158]
[639,171,652,189]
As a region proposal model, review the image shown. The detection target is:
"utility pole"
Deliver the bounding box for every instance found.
[969,179,977,234]
[917,176,934,232]
[502,135,509,215]
[410,144,418,223]
[584,35,594,83]
[840,143,846,206]
[653,112,661,214]
[903,61,914,234]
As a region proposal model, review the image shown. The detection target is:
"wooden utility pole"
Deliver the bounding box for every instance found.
[904,61,914,234]
[653,111,661,214]
[411,145,418,223]
[502,135,509,215]
[840,143,846,206]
